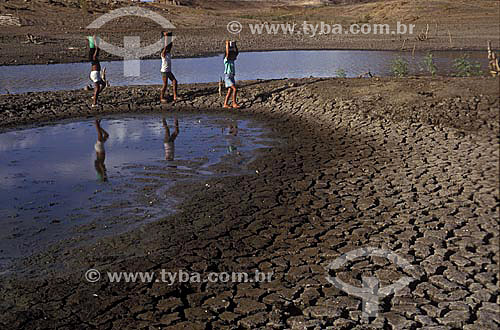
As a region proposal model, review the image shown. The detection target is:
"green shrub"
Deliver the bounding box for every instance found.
[335,68,347,78]
[390,56,409,77]
[453,54,483,77]
[422,52,437,76]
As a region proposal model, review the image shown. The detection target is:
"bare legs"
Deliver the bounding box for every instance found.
[172,78,178,101]
[223,86,240,108]
[163,117,179,141]
[162,117,170,138]
[95,119,109,142]
[92,83,101,107]
[160,74,168,103]
[92,77,106,107]
[161,72,178,103]
[223,87,232,108]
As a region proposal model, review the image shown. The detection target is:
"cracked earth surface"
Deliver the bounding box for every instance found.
[0,77,498,329]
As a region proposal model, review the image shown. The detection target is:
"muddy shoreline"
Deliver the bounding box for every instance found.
[1,77,498,133]
[1,77,499,329]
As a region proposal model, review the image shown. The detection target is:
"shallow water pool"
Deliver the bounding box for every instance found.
[0,113,274,270]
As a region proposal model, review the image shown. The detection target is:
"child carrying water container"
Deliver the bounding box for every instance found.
[160,31,178,103]
[223,40,241,109]
[88,36,108,107]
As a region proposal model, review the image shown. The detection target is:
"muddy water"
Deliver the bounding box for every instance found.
[0,50,487,94]
[0,113,274,271]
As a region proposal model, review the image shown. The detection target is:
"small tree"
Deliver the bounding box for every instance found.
[390,56,409,77]
[453,54,483,77]
[335,68,347,78]
[422,52,437,76]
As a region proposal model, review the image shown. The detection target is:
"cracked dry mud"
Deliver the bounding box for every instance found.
[0,77,499,329]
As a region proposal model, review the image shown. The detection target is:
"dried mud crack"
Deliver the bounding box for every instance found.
[0,77,499,329]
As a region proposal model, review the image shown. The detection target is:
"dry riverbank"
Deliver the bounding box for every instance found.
[0,76,499,329]
[0,0,498,65]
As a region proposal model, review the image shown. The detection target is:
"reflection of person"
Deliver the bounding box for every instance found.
[160,31,178,103]
[163,117,179,161]
[223,40,240,109]
[88,36,108,107]
[223,120,239,154]
[94,119,109,182]
[228,122,238,136]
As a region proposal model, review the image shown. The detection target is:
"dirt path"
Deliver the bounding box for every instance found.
[0,76,498,329]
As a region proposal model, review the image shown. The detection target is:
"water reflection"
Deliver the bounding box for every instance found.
[223,120,240,155]
[162,117,179,161]
[0,113,273,269]
[94,119,109,182]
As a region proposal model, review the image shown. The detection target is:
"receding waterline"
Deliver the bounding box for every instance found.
[0,50,487,94]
